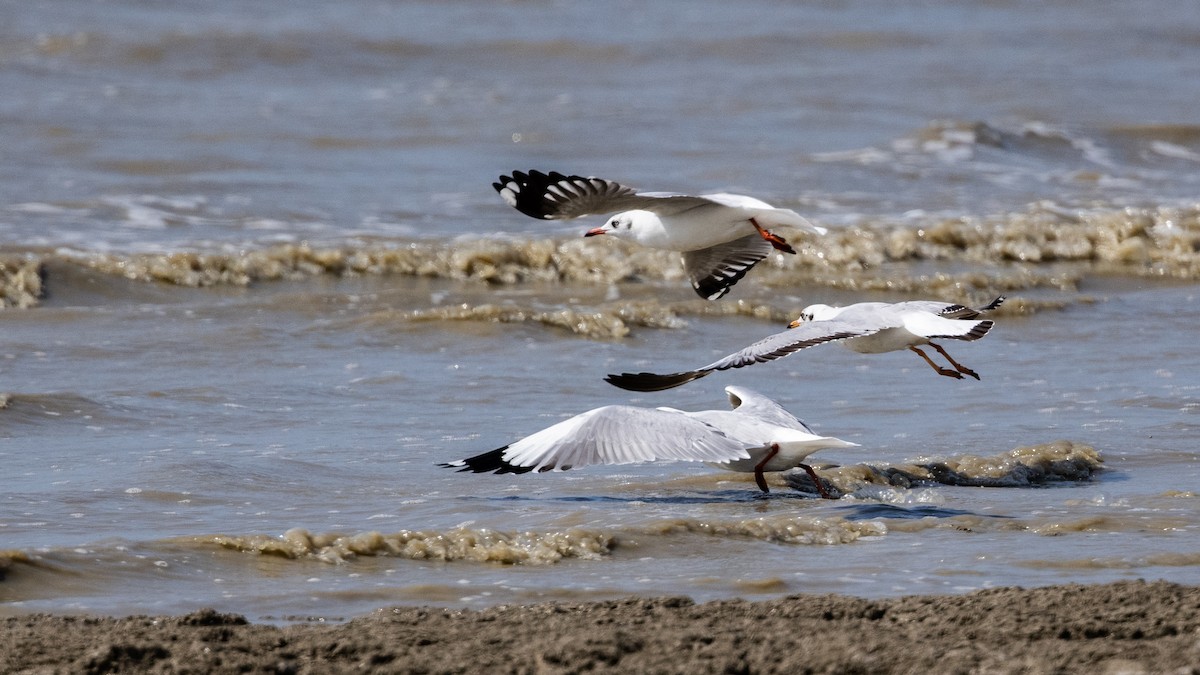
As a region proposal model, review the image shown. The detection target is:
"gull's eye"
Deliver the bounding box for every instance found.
[609,219,620,228]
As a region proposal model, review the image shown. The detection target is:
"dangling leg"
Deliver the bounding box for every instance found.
[753,444,780,493]
[929,341,980,380]
[750,218,797,254]
[799,463,835,499]
[909,346,964,379]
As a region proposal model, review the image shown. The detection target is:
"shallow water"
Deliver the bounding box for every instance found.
[3,0,1200,622]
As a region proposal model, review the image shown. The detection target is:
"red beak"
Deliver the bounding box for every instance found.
[584,227,606,237]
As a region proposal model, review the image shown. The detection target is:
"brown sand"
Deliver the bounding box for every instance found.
[4,581,1199,674]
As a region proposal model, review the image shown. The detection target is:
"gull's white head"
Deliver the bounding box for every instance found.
[584,209,661,242]
[789,303,840,328]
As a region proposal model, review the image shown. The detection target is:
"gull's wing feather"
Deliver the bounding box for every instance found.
[722,385,815,433]
[892,296,1006,320]
[901,313,995,341]
[681,234,774,300]
[605,320,875,392]
[440,405,751,474]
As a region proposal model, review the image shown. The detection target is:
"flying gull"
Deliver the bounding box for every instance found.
[606,297,1005,392]
[441,385,856,496]
[493,170,826,300]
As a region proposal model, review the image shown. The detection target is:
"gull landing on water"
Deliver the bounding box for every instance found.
[605,297,1005,392]
[440,386,857,497]
[493,170,826,300]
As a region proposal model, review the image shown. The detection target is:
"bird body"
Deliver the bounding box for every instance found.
[493,170,825,299]
[606,297,1004,392]
[441,386,855,495]
[588,193,819,252]
[794,302,991,355]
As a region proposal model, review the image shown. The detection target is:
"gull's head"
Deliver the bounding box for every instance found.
[789,303,838,328]
[585,210,658,241]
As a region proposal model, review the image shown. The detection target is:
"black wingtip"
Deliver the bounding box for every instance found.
[691,266,749,300]
[693,278,732,300]
[981,295,1006,312]
[494,169,572,220]
[438,446,535,475]
[604,371,709,392]
[966,319,994,340]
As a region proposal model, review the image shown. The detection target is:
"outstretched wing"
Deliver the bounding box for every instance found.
[439,405,751,474]
[493,170,714,220]
[604,320,874,392]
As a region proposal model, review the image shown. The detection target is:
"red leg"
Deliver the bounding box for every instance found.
[909,346,964,379]
[750,218,797,254]
[800,463,836,499]
[754,444,780,493]
[929,342,980,380]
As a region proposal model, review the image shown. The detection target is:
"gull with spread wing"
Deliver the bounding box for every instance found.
[493,170,826,299]
[441,386,856,497]
[606,297,1005,392]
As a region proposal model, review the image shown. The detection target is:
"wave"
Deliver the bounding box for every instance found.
[208,527,613,565]
[801,440,1103,495]
[4,203,1197,323]
[826,119,1200,173]
[12,29,626,78]
[0,393,129,428]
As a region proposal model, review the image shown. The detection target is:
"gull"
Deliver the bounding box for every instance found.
[606,297,1005,392]
[440,386,857,496]
[493,170,826,300]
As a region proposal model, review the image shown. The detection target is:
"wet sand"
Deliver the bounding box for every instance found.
[4,580,1197,674]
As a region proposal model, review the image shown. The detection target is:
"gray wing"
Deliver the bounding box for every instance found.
[440,405,751,474]
[493,170,716,220]
[892,296,1005,320]
[722,385,815,433]
[681,234,775,300]
[604,320,876,392]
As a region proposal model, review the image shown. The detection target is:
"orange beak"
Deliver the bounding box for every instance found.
[787,319,803,329]
[584,227,606,237]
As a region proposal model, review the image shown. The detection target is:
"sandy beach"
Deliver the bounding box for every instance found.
[5,580,1198,674]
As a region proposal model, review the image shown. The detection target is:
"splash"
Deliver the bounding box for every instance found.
[0,256,43,309]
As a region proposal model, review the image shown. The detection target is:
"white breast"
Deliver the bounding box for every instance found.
[843,327,923,354]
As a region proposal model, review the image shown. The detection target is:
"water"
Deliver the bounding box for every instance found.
[2,0,1200,622]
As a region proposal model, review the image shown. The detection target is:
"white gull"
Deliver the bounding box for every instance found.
[440,385,856,496]
[493,170,826,300]
[605,297,1004,392]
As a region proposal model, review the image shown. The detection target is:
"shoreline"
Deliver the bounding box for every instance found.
[4,580,1196,674]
